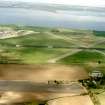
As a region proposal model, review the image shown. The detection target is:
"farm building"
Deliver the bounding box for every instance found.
[89,70,103,80]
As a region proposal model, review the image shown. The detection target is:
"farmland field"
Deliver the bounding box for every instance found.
[0,25,105,105]
[58,50,105,64]
[0,25,105,64]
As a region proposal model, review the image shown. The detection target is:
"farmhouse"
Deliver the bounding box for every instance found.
[89,70,103,80]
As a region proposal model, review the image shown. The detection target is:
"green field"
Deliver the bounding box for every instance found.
[0,25,105,64]
[58,50,105,64]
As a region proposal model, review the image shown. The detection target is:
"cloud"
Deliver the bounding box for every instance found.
[5,0,105,7]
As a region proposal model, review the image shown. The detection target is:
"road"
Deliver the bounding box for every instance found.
[48,49,81,63]
[0,81,85,93]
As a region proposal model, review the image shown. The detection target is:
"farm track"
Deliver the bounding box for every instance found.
[48,49,81,63]
[0,81,85,93]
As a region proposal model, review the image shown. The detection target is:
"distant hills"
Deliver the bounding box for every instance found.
[0,1,105,12]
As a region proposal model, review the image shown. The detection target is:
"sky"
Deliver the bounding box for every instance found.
[4,0,105,7]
